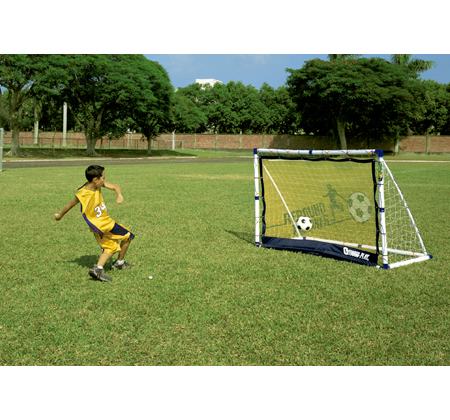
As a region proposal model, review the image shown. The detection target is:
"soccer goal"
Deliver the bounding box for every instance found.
[254,148,432,269]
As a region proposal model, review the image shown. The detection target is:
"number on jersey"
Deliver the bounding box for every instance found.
[94,202,107,218]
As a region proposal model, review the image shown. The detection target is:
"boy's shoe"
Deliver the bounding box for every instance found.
[111,260,132,270]
[88,265,112,282]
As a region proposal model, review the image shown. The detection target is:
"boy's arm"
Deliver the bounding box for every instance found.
[55,196,79,221]
[103,182,124,204]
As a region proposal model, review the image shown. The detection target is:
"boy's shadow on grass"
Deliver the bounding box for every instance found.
[225,230,253,244]
[71,255,98,269]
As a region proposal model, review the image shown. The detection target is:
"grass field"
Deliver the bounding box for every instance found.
[3,146,450,161]
[1,146,252,160]
[0,157,449,366]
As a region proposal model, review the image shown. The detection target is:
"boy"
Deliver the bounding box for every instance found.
[55,165,135,282]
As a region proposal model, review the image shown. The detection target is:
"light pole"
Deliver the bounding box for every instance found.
[62,102,67,147]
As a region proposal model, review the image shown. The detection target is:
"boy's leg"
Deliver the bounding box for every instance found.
[118,238,131,261]
[90,232,117,281]
[111,238,132,270]
[97,251,115,268]
[89,251,114,282]
[108,223,134,270]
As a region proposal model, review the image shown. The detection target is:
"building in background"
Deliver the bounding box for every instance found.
[195,79,223,87]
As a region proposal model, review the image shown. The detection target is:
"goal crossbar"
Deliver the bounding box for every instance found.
[257,148,379,158]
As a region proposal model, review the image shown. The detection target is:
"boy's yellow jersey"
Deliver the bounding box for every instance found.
[76,184,115,238]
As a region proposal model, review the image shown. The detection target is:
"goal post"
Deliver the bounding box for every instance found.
[254,148,432,269]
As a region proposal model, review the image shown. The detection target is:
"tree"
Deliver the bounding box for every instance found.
[177,81,275,134]
[171,82,215,132]
[327,54,363,61]
[390,54,436,74]
[0,54,51,156]
[225,81,267,133]
[176,81,236,133]
[259,83,300,134]
[202,82,235,133]
[389,54,437,140]
[286,57,425,149]
[0,90,35,132]
[44,54,174,156]
[410,80,450,135]
[111,59,174,155]
[0,91,8,129]
[171,90,207,134]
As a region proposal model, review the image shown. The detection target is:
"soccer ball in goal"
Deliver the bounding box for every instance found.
[297,216,313,231]
[253,148,432,269]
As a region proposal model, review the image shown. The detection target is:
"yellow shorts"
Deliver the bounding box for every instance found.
[92,223,135,254]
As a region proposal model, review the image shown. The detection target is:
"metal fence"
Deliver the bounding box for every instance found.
[1,133,150,150]
[2,130,450,154]
[1,133,186,151]
[153,139,184,150]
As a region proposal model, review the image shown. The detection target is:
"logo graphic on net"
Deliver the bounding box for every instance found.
[347,192,372,223]
[285,187,373,233]
[323,186,372,224]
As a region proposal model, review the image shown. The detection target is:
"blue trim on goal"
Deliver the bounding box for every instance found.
[375,149,384,157]
[261,236,379,267]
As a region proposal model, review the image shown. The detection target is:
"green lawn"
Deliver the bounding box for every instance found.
[0,159,449,365]
[3,146,450,161]
[1,146,252,160]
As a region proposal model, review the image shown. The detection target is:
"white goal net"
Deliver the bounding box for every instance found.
[254,148,432,269]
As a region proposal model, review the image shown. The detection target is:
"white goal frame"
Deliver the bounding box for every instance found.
[254,148,433,269]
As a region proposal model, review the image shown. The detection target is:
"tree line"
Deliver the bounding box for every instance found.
[0,54,172,157]
[286,54,450,149]
[1,54,449,156]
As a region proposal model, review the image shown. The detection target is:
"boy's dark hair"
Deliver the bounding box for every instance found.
[85,165,105,182]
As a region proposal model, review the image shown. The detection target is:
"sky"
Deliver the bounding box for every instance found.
[144,54,450,90]
[5,2,450,92]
